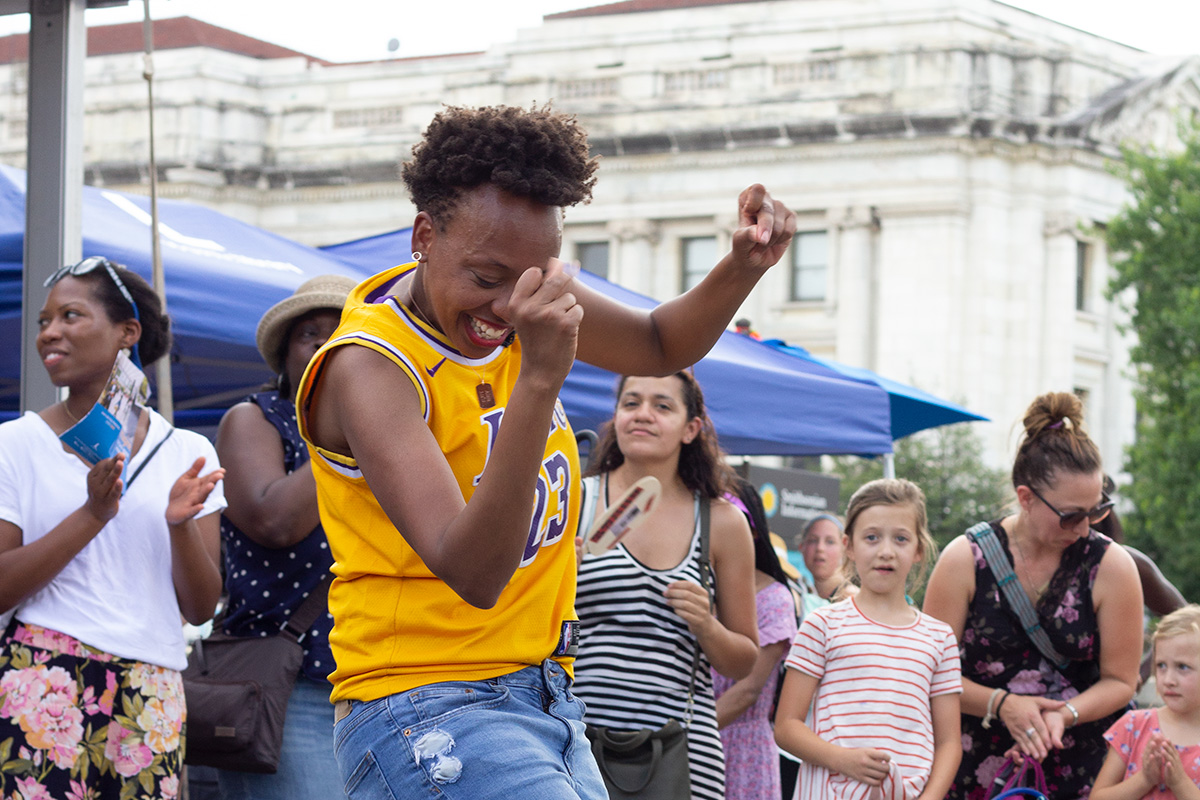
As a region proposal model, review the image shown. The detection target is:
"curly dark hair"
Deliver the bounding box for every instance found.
[401,104,598,227]
[586,372,735,500]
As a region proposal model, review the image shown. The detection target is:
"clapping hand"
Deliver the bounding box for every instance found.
[166,457,225,526]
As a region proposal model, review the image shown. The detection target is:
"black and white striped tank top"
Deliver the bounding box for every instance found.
[572,489,726,800]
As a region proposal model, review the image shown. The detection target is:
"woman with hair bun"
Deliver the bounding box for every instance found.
[0,257,226,798]
[924,391,1144,799]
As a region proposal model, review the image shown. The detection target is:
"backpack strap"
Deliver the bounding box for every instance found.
[685,494,713,726]
[967,522,1070,670]
[578,474,602,539]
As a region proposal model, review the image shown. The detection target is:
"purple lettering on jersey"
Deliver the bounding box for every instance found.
[472,407,505,487]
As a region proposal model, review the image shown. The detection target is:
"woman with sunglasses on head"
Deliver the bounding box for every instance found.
[0,257,225,799]
[923,391,1144,799]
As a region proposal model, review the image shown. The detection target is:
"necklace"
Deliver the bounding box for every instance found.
[62,400,81,424]
[407,287,496,409]
[1011,526,1051,602]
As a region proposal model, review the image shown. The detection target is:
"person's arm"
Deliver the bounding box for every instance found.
[0,453,124,613]
[666,501,759,679]
[1040,543,1143,749]
[1125,545,1186,617]
[922,536,994,719]
[774,667,891,786]
[215,401,321,549]
[306,262,581,610]
[574,185,795,376]
[1090,742,1155,800]
[167,457,225,625]
[715,639,789,727]
[916,692,962,800]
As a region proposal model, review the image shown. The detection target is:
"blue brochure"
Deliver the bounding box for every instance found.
[59,350,149,472]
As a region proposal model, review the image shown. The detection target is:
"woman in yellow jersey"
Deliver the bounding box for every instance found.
[296,104,796,800]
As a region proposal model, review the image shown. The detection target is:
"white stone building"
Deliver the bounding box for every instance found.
[2,0,1196,468]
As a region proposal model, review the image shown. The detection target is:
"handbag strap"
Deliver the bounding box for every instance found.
[280,572,333,642]
[124,426,175,491]
[967,522,1070,670]
[685,494,713,726]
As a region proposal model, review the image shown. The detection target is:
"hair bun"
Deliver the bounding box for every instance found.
[1023,391,1085,440]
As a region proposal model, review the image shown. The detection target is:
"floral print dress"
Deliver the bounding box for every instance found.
[0,622,185,800]
[951,522,1120,800]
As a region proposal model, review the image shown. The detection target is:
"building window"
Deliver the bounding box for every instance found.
[577,241,610,280]
[663,69,728,94]
[790,231,829,301]
[681,236,718,292]
[332,106,405,129]
[558,77,618,99]
[1075,240,1092,311]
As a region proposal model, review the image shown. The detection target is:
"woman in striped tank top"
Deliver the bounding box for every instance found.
[775,479,963,800]
[573,372,760,800]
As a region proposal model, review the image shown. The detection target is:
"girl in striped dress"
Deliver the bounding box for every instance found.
[572,372,760,800]
[774,479,963,800]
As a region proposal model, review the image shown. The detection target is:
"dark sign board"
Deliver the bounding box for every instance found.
[741,464,840,547]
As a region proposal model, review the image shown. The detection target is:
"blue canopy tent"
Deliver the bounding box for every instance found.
[0,165,368,426]
[320,228,895,456]
[761,340,988,439]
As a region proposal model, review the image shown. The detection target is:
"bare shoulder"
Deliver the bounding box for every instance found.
[1095,536,1139,586]
[708,496,752,541]
[216,401,273,444]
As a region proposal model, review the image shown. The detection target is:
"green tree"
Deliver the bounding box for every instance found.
[1106,124,1200,602]
[828,423,1009,549]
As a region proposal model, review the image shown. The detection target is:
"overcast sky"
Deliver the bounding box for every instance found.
[0,0,1195,63]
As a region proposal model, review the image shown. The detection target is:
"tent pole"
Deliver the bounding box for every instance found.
[883,452,896,479]
[142,0,172,423]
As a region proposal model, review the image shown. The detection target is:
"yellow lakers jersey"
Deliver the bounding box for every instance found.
[296,263,581,702]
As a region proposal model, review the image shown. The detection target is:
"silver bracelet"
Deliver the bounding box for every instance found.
[1063,700,1079,728]
[982,687,1004,729]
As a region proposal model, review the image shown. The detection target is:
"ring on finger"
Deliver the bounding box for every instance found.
[1024,727,1037,738]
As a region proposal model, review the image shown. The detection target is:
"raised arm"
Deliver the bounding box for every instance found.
[575,185,795,376]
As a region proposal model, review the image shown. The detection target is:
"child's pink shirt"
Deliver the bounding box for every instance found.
[1104,707,1200,799]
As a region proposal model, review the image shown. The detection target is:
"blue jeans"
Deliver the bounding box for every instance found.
[332,661,606,800]
[217,675,347,800]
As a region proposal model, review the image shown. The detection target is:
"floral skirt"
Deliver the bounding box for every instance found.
[0,620,184,799]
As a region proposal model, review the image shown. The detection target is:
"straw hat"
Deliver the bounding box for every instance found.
[255,274,359,374]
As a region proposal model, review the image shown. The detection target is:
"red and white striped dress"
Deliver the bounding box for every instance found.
[786,598,961,800]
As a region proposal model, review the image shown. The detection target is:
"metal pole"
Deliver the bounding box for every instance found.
[142,0,172,422]
[882,452,896,479]
[21,0,87,413]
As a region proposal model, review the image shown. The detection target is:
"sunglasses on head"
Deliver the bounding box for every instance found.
[44,256,142,369]
[1028,484,1113,529]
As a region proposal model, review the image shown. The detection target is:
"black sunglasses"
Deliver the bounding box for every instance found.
[1028,485,1113,529]
[44,256,142,369]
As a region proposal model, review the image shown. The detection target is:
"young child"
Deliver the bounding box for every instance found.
[1092,604,1200,800]
[774,478,963,800]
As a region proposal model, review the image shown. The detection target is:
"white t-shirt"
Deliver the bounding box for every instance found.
[786,597,962,800]
[0,409,226,670]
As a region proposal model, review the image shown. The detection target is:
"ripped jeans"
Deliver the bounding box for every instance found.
[332,661,607,800]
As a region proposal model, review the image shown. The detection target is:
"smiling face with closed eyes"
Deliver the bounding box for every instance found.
[409,183,563,359]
